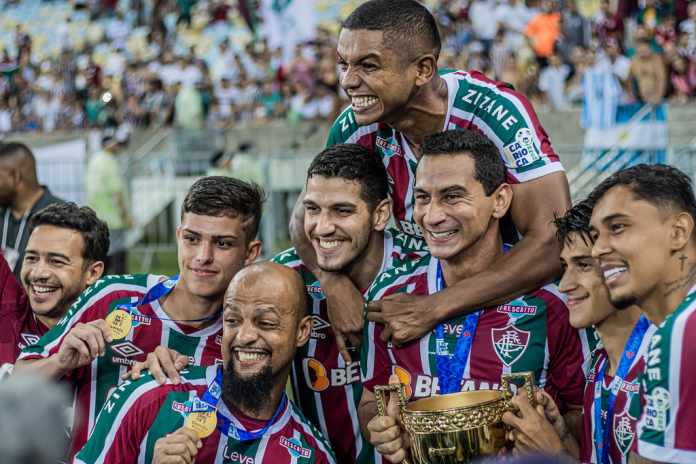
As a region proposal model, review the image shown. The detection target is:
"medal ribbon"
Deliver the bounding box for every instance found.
[593,315,650,463]
[196,366,288,441]
[434,260,482,395]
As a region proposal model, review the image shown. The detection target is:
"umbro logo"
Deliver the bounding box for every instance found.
[111,341,145,358]
[310,315,330,340]
[20,333,40,348]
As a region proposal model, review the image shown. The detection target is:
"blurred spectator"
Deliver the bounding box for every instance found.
[597,38,632,97]
[525,0,562,67]
[669,56,694,103]
[174,84,204,129]
[495,0,534,50]
[470,0,498,52]
[593,0,624,45]
[539,53,571,110]
[559,0,590,64]
[680,3,696,51]
[630,37,668,104]
[85,128,132,274]
[0,142,64,278]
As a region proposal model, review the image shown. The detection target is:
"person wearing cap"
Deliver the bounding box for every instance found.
[85,127,133,274]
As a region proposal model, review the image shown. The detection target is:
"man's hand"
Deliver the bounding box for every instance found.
[319,272,364,362]
[53,320,113,373]
[122,347,189,384]
[153,426,202,464]
[501,389,566,455]
[367,375,409,463]
[367,293,436,345]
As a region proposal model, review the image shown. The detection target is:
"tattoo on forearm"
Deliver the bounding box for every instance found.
[664,261,696,297]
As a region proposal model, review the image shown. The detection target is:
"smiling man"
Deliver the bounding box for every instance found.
[290,0,569,360]
[359,130,583,463]
[503,201,656,463]
[273,144,427,464]
[74,262,335,464]
[0,202,108,378]
[588,165,696,463]
[15,176,263,458]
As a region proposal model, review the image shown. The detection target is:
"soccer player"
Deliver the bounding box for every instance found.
[502,201,656,463]
[589,165,696,463]
[290,0,570,358]
[360,130,583,463]
[0,202,109,377]
[272,144,427,464]
[74,262,335,464]
[14,176,263,458]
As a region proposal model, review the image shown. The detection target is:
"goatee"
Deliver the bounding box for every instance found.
[222,363,274,416]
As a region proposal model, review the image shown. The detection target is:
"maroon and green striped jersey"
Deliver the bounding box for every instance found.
[580,323,656,464]
[17,274,223,459]
[327,70,562,237]
[272,229,428,464]
[74,365,336,464]
[637,289,696,463]
[362,254,584,413]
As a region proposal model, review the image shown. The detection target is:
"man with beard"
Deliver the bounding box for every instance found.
[502,201,656,463]
[360,130,583,463]
[15,176,263,459]
[290,0,570,360]
[74,262,336,464]
[0,142,63,277]
[273,144,427,464]
[0,203,109,378]
[589,165,696,463]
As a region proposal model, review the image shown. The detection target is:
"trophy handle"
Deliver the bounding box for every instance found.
[501,371,536,408]
[374,383,406,417]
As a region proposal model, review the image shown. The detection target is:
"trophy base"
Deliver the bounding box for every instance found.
[409,423,507,464]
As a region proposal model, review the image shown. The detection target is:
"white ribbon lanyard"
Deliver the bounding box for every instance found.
[1,209,29,271]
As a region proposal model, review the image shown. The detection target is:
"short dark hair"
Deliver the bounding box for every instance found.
[29,202,110,263]
[588,164,696,225]
[553,200,593,248]
[342,0,441,59]
[182,176,265,240]
[421,130,506,195]
[0,141,33,161]
[307,144,389,211]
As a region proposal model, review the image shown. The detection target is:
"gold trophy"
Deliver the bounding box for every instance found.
[374,372,535,464]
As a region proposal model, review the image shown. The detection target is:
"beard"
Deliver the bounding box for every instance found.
[610,293,638,310]
[222,362,274,416]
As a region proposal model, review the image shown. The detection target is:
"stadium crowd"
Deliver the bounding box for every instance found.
[1,1,696,464]
[1,0,695,135]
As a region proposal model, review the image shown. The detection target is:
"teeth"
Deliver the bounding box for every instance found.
[319,240,341,249]
[351,96,378,109]
[429,230,455,239]
[603,267,627,282]
[235,350,268,362]
[32,285,58,294]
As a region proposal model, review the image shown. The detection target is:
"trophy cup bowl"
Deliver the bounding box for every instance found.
[374,372,535,464]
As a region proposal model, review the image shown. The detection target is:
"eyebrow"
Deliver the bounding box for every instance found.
[181,228,238,241]
[600,213,630,225]
[336,51,382,63]
[25,250,71,261]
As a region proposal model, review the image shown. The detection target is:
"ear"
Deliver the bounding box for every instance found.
[372,198,392,232]
[491,183,513,219]
[670,212,695,252]
[295,314,312,348]
[84,260,105,286]
[414,54,438,87]
[243,239,262,266]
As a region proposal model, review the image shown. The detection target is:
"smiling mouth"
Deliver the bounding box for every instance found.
[426,229,457,241]
[351,96,379,112]
[233,348,270,363]
[29,283,60,296]
[603,266,627,283]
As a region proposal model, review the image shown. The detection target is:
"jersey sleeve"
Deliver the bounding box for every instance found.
[271,247,303,269]
[0,254,29,368]
[73,374,170,464]
[326,106,378,150]
[637,312,696,463]
[541,287,585,412]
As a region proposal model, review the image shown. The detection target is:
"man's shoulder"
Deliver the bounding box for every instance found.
[109,365,209,409]
[368,253,432,301]
[326,105,380,146]
[286,402,336,461]
[272,247,303,269]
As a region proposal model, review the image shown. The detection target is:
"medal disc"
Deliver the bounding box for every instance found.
[105,309,133,340]
[185,411,218,438]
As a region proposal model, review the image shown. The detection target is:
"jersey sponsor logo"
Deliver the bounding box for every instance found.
[643,386,670,432]
[645,334,662,382]
[393,366,413,398]
[613,409,636,456]
[19,332,41,349]
[461,89,519,130]
[398,220,423,237]
[375,136,403,157]
[303,357,360,391]
[496,303,537,316]
[310,315,330,339]
[491,325,530,366]
[171,400,192,414]
[338,111,355,133]
[410,374,507,398]
[280,436,312,459]
[502,128,541,169]
[111,341,145,358]
[306,282,326,301]
[223,446,255,464]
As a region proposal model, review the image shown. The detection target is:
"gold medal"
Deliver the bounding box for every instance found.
[105,309,133,340]
[185,411,218,438]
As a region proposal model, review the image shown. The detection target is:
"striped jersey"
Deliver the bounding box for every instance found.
[637,289,696,463]
[327,70,562,237]
[579,323,656,464]
[272,229,428,464]
[362,254,585,412]
[18,274,223,458]
[74,365,336,464]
